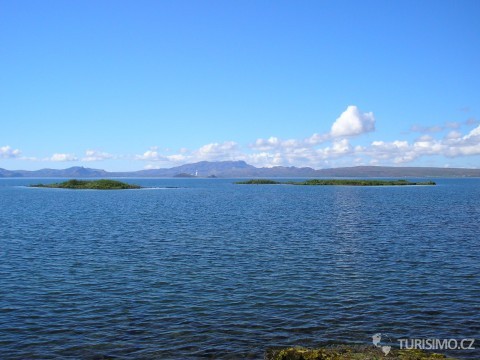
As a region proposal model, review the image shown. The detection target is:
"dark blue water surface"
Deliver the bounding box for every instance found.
[0,178,479,359]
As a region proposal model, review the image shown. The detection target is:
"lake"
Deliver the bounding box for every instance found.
[0,178,479,359]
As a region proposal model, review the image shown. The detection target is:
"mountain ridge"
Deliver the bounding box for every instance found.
[1,161,479,178]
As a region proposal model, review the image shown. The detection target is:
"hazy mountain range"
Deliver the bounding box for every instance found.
[1,161,480,178]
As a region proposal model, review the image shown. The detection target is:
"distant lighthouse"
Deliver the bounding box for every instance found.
[195,170,198,177]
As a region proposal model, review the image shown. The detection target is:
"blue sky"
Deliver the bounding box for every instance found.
[1,0,479,170]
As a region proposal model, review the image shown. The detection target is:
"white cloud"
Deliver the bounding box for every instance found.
[136,147,166,161]
[252,137,281,151]
[0,145,21,159]
[4,104,478,170]
[445,130,462,140]
[136,141,240,165]
[252,105,374,154]
[195,141,239,160]
[444,125,480,157]
[317,139,352,158]
[49,153,78,162]
[246,106,374,167]
[304,132,330,145]
[251,106,372,158]
[245,139,356,168]
[246,152,284,167]
[250,137,304,152]
[464,124,480,139]
[166,154,187,162]
[361,139,439,164]
[82,149,113,162]
[132,108,480,168]
[331,138,352,154]
[359,125,480,163]
[331,105,375,137]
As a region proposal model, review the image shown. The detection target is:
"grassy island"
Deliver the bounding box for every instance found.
[30,179,141,190]
[237,179,281,184]
[266,346,455,359]
[236,179,436,186]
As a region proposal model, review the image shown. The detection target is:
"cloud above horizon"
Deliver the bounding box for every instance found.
[330,105,375,137]
[0,145,21,159]
[48,153,78,162]
[359,125,480,163]
[3,106,480,169]
[137,141,241,166]
[82,149,114,162]
[137,118,479,168]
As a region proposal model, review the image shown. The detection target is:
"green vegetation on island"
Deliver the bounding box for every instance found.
[265,346,455,360]
[236,179,281,184]
[30,179,141,190]
[236,179,436,186]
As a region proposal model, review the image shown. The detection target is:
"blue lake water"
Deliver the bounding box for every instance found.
[0,178,479,359]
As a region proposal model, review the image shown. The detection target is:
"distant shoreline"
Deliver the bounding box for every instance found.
[2,161,480,178]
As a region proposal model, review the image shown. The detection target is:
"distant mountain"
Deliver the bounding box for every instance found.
[130,160,257,177]
[0,168,24,177]
[0,166,108,178]
[1,162,479,178]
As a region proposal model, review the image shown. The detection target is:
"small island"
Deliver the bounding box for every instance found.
[30,179,141,190]
[236,179,436,186]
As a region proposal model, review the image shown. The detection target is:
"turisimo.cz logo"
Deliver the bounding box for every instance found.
[372,333,476,356]
[372,333,392,356]
[398,338,476,351]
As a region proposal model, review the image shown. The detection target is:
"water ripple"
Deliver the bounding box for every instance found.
[0,178,479,359]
